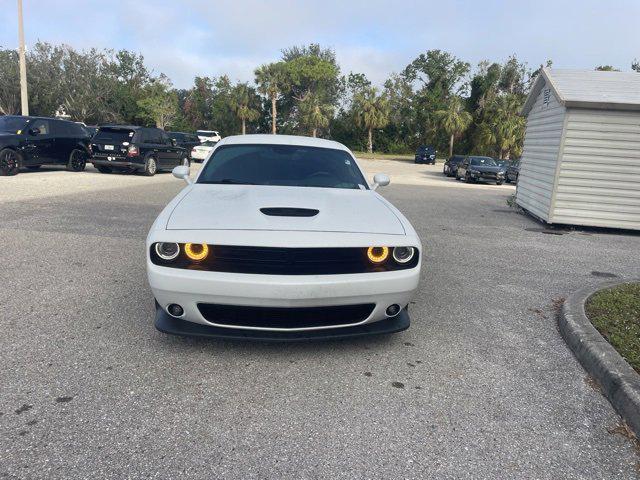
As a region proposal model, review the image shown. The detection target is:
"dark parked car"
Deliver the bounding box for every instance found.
[91,125,188,176]
[167,131,201,158]
[506,159,520,184]
[414,145,437,164]
[0,115,91,176]
[443,155,465,177]
[456,156,505,185]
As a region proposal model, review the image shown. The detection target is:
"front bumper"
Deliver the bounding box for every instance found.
[147,261,420,333]
[154,303,409,340]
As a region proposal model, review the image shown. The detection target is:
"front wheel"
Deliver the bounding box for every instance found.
[465,173,473,183]
[67,149,87,172]
[0,148,20,176]
[143,156,157,176]
[496,181,503,186]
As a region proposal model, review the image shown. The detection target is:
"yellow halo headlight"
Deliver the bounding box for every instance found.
[367,246,389,263]
[184,243,209,261]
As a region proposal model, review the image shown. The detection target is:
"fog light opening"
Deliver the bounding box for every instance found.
[385,304,401,317]
[167,303,184,318]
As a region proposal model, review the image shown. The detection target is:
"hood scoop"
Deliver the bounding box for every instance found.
[260,207,319,217]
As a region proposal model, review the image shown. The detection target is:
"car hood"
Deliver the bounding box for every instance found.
[470,165,502,173]
[166,184,405,235]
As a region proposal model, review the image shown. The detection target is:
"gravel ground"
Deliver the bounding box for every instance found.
[1,161,639,479]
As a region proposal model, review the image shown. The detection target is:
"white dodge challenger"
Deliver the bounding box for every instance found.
[146,134,422,340]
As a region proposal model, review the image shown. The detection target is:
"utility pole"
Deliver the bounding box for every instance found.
[17,0,29,116]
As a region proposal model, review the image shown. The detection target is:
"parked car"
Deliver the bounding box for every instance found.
[414,145,436,164]
[456,156,505,185]
[167,131,201,158]
[0,115,91,176]
[443,155,465,177]
[90,125,188,176]
[506,159,520,184]
[196,130,221,143]
[148,134,422,340]
[190,140,217,162]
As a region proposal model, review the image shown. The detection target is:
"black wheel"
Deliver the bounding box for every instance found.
[26,165,41,170]
[143,156,157,176]
[96,166,113,174]
[465,173,472,183]
[496,181,503,186]
[0,148,20,176]
[67,149,87,172]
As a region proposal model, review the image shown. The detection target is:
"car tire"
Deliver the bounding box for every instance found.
[96,166,113,174]
[0,148,20,176]
[143,156,157,177]
[465,173,472,183]
[496,181,503,186]
[67,149,87,172]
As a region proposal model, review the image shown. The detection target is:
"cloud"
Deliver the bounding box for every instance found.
[1,0,639,89]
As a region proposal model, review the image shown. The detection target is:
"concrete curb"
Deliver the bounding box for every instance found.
[559,278,640,437]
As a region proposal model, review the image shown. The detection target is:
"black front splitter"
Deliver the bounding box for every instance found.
[154,306,409,341]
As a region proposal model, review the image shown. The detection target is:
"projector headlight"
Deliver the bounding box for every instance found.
[155,242,180,260]
[367,246,389,263]
[184,243,209,261]
[392,246,415,264]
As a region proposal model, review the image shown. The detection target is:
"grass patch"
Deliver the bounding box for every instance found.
[586,283,640,373]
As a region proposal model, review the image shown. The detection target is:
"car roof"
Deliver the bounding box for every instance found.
[217,134,350,152]
[98,124,147,130]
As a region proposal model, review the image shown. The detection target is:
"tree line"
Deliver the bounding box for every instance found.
[1,42,637,158]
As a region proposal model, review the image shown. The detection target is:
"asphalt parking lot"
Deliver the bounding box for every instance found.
[1,161,639,479]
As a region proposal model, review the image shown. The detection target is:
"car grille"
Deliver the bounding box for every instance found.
[150,245,419,274]
[197,303,375,329]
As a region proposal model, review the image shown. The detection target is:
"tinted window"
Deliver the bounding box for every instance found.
[144,128,163,144]
[29,119,51,135]
[198,144,368,190]
[470,157,497,166]
[0,116,28,133]
[94,128,136,144]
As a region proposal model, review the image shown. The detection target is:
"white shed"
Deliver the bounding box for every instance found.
[516,68,640,230]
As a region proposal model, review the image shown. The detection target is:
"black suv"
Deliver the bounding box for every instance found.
[414,145,437,164]
[91,125,188,176]
[0,115,91,176]
[456,156,505,185]
[167,131,201,159]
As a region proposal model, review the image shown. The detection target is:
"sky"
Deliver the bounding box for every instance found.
[1,0,639,89]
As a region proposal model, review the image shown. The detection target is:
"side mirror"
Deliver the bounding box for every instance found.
[372,173,390,190]
[172,165,191,185]
[171,138,177,146]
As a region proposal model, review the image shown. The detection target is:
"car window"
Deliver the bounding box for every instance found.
[144,128,163,144]
[94,128,136,144]
[198,144,369,190]
[470,157,497,166]
[160,132,172,145]
[0,116,29,133]
[29,119,51,135]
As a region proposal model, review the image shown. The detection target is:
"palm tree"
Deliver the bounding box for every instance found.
[435,96,472,158]
[298,92,332,137]
[255,62,286,134]
[229,82,259,134]
[353,87,390,154]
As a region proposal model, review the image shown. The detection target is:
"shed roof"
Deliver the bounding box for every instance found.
[522,68,640,115]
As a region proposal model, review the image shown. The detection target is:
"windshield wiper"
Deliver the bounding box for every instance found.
[202,179,256,185]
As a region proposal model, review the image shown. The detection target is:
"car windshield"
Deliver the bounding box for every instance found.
[0,116,29,133]
[197,144,368,190]
[93,128,136,144]
[470,157,497,166]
